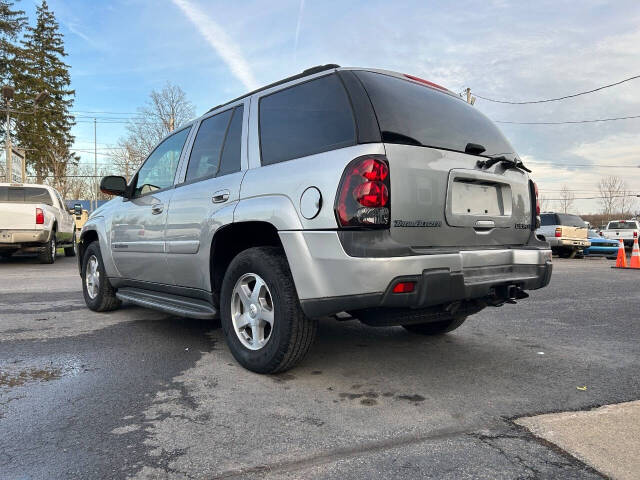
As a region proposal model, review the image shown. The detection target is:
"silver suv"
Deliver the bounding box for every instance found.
[78,65,552,373]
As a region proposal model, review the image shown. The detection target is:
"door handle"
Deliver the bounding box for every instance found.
[212,190,230,203]
[151,203,164,215]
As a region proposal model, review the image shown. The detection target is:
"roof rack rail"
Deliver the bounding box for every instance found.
[207,64,341,113]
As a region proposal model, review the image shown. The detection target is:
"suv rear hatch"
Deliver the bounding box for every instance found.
[355,71,533,249]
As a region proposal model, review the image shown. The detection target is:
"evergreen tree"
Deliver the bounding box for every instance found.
[0,0,26,141]
[0,0,26,85]
[13,0,75,181]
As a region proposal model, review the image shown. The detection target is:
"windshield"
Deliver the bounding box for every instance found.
[607,221,638,229]
[355,71,516,158]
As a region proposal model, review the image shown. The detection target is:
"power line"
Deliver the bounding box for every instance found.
[544,194,638,201]
[473,74,640,104]
[495,114,640,125]
[526,161,639,168]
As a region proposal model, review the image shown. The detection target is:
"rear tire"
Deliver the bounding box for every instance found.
[558,249,577,259]
[220,247,317,374]
[64,230,77,257]
[403,316,468,335]
[82,241,121,312]
[38,233,56,264]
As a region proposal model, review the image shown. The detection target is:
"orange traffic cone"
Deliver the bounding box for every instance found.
[615,239,627,268]
[630,237,640,269]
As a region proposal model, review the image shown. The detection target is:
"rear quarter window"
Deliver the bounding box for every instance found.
[259,74,356,165]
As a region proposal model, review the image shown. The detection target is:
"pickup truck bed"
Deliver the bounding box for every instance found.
[601,220,640,247]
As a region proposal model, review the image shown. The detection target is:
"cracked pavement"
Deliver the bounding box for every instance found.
[1,255,639,479]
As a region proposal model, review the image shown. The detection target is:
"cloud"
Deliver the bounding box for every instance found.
[293,0,305,64]
[170,0,259,91]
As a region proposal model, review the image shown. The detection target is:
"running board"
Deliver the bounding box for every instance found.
[116,287,218,319]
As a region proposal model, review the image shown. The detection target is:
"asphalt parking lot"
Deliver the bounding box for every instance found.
[1,255,639,479]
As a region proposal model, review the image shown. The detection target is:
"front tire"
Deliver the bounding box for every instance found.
[38,233,56,264]
[403,316,468,335]
[82,241,121,312]
[220,247,317,374]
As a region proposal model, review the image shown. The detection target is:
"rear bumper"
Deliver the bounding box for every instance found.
[548,238,590,248]
[0,229,50,247]
[279,231,552,318]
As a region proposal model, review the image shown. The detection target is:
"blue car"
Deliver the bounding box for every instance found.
[583,230,619,258]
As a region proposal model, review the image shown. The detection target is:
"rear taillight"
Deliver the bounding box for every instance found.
[530,181,541,230]
[36,208,44,225]
[335,155,390,228]
[392,281,415,293]
[634,231,638,238]
[555,227,562,238]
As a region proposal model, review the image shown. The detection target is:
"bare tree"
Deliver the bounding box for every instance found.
[618,189,637,218]
[538,194,552,213]
[598,176,625,221]
[114,82,195,165]
[558,184,574,213]
[109,140,145,181]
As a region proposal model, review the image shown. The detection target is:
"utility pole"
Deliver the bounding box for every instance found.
[94,118,97,211]
[465,88,476,105]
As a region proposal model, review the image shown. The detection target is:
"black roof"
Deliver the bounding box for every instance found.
[207,64,340,113]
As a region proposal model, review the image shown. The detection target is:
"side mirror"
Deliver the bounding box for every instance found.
[100,176,128,197]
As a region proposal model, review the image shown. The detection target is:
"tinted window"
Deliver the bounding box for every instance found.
[608,221,638,230]
[218,105,244,176]
[259,74,355,165]
[0,186,53,205]
[185,109,233,182]
[556,214,586,227]
[356,71,515,158]
[540,214,556,226]
[134,127,190,197]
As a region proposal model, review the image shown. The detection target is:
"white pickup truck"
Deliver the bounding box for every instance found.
[601,220,640,247]
[0,182,76,263]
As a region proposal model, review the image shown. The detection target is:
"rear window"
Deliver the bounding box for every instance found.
[0,186,53,205]
[540,214,556,226]
[556,214,586,227]
[607,221,638,229]
[355,71,515,157]
[259,74,356,165]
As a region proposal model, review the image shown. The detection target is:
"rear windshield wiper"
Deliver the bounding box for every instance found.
[477,155,531,173]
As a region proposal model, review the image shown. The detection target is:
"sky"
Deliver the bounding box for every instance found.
[17,0,640,213]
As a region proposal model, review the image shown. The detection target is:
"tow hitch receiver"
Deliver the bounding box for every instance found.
[487,284,529,307]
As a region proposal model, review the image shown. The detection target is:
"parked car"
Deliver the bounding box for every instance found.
[600,220,640,247]
[0,182,76,263]
[583,229,619,258]
[536,212,590,258]
[78,65,552,373]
